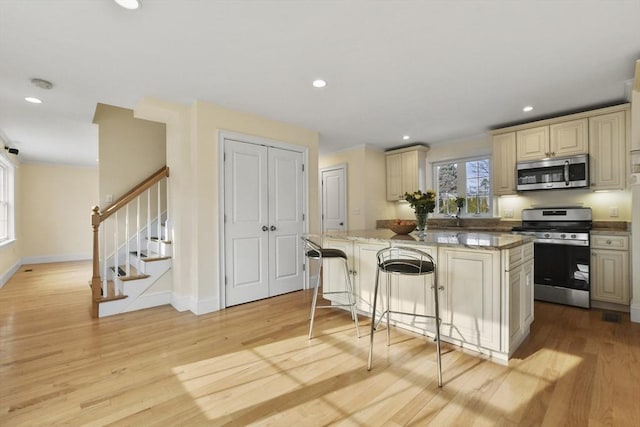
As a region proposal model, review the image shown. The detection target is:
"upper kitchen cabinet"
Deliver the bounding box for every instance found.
[589,110,629,190]
[516,119,587,162]
[385,145,429,201]
[492,132,517,195]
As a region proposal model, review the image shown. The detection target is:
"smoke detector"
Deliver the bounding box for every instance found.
[31,78,54,90]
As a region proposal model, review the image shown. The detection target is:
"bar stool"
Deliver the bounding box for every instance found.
[367,246,443,387]
[301,237,360,339]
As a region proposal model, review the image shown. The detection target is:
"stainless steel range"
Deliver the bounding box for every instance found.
[512,207,592,308]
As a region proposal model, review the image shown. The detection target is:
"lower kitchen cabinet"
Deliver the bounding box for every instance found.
[320,236,534,361]
[591,234,630,305]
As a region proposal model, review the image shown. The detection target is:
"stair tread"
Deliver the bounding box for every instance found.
[110,265,150,281]
[128,251,171,262]
[95,280,128,303]
[148,237,172,244]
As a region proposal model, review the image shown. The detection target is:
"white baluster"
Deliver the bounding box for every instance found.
[114,212,119,294]
[102,221,107,297]
[157,182,161,247]
[147,188,151,255]
[125,205,130,277]
[136,196,141,259]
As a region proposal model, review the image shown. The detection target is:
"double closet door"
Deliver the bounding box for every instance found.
[224,139,305,306]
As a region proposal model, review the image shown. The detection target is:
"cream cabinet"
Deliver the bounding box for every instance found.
[591,234,630,305]
[492,132,517,195]
[385,145,429,201]
[589,111,628,190]
[516,119,588,162]
[504,242,534,355]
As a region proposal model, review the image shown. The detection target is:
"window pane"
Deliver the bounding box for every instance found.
[465,159,490,214]
[437,163,458,214]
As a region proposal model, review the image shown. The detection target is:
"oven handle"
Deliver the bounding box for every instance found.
[564,160,570,186]
[532,238,589,246]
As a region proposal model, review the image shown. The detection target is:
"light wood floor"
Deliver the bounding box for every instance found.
[1,261,639,426]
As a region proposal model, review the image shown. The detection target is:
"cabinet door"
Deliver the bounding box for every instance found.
[591,249,630,305]
[550,118,588,156]
[321,238,353,305]
[516,126,550,161]
[401,151,418,195]
[589,111,627,190]
[508,264,523,342]
[439,248,501,351]
[492,132,516,195]
[353,242,388,313]
[386,153,403,201]
[522,259,534,326]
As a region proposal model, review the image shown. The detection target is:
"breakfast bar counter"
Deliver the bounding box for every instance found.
[313,229,535,363]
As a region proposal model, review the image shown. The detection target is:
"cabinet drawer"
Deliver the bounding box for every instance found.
[507,242,533,270]
[591,235,628,250]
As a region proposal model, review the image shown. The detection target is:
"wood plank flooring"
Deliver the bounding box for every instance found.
[1,261,640,426]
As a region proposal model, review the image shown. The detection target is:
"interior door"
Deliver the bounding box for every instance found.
[268,147,304,296]
[321,166,347,232]
[224,140,270,306]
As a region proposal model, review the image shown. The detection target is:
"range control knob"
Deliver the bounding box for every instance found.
[560,234,566,239]
[571,234,577,239]
[544,233,550,238]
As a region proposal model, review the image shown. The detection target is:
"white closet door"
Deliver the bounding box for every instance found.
[225,140,270,306]
[268,148,304,296]
[321,167,347,233]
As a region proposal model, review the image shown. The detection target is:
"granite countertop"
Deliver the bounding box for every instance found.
[317,229,533,250]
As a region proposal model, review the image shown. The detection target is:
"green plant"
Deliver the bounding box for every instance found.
[404,190,436,215]
[455,197,465,208]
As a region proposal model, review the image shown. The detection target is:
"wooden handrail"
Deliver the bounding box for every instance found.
[100,166,169,222]
[90,165,169,317]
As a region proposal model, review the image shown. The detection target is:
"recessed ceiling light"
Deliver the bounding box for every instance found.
[25,97,43,104]
[312,79,327,88]
[523,105,534,112]
[402,135,410,140]
[114,0,141,10]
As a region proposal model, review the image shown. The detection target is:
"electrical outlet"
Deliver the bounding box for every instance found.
[106,194,113,203]
[503,208,514,218]
[609,207,619,217]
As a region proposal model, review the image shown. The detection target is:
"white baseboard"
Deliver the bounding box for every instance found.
[192,296,220,315]
[0,259,21,288]
[630,303,640,323]
[22,253,92,265]
[170,293,191,312]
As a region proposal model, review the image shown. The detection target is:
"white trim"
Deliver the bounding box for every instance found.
[22,253,92,265]
[170,293,191,312]
[630,304,640,323]
[218,130,309,310]
[124,290,172,313]
[192,296,219,315]
[0,258,21,288]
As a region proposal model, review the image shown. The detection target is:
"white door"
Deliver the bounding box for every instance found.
[321,166,347,232]
[225,139,304,306]
[268,147,304,296]
[225,140,270,306]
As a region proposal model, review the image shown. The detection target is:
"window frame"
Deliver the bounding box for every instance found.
[432,154,493,218]
[0,151,15,245]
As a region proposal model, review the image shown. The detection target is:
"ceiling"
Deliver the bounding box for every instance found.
[0,1,638,167]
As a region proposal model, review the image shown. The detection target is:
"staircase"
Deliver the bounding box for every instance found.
[90,167,172,318]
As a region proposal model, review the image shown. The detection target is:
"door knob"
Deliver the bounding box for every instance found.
[270,225,277,231]
[339,222,344,226]
[262,226,269,232]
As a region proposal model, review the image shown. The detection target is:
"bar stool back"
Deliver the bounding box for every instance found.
[367,246,443,387]
[302,237,360,339]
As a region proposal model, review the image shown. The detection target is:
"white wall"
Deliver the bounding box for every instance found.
[135,98,319,315]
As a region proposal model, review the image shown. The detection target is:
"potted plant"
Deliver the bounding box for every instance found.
[404,190,436,236]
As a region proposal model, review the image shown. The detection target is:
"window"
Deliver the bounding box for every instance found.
[0,152,15,243]
[433,156,492,217]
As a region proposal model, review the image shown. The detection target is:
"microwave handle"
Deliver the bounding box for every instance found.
[564,161,570,185]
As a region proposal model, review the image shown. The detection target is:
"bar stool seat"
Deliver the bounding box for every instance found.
[367,246,443,387]
[302,237,360,339]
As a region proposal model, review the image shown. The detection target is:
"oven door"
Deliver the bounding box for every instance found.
[533,241,590,308]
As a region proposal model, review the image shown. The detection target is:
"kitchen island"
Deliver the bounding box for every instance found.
[315,229,534,363]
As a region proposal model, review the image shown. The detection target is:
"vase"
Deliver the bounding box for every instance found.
[415,212,428,236]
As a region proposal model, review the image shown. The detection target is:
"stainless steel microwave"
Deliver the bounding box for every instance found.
[516,154,589,191]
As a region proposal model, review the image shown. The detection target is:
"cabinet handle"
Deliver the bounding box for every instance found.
[606,239,612,245]
[270,225,277,231]
[262,225,269,232]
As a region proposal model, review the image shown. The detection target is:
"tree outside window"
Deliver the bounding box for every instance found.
[434,156,492,217]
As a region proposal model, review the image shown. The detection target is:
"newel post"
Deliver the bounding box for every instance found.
[90,206,102,317]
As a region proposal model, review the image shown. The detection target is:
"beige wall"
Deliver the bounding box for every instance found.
[319,145,395,230]
[93,104,166,207]
[135,98,319,314]
[20,163,98,262]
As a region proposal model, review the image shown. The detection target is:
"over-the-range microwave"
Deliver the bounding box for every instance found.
[516,154,589,191]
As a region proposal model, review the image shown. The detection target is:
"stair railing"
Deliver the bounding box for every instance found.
[90,166,170,317]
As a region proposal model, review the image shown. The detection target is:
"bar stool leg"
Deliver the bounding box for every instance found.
[433,273,443,387]
[386,273,392,346]
[342,258,360,338]
[308,261,323,340]
[367,268,381,370]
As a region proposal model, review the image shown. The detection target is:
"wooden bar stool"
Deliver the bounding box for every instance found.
[302,237,360,339]
[367,246,443,387]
